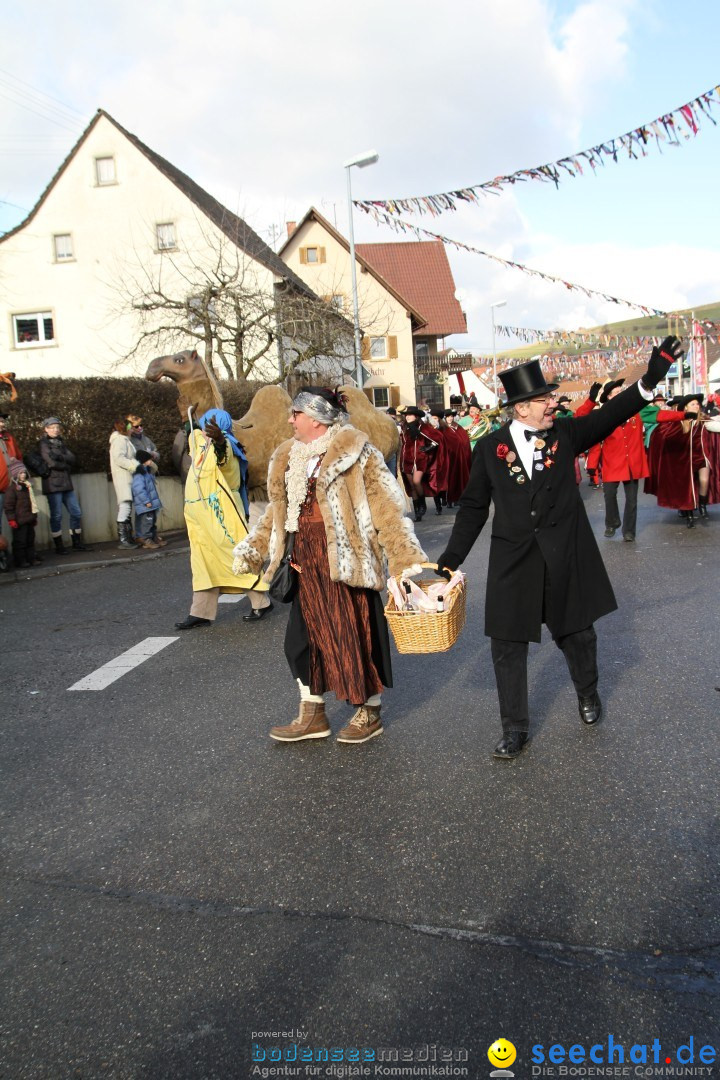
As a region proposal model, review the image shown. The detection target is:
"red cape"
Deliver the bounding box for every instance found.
[645,420,720,509]
[443,424,472,502]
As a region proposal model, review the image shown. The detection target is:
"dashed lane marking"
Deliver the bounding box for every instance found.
[67,637,179,691]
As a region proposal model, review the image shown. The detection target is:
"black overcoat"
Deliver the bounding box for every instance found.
[444,383,647,642]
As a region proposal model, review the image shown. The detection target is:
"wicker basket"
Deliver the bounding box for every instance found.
[384,563,466,654]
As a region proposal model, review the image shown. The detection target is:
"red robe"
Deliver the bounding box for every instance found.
[645,413,720,509]
[443,424,472,503]
[400,422,447,497]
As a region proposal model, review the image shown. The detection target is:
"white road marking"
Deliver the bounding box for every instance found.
[67,637,178,691]
[218,594,247,604]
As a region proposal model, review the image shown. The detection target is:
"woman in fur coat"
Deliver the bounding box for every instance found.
[233,387,426,745]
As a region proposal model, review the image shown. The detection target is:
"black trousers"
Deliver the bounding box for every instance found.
[604,479,638,535]
[490,561,598,734]
[12,522,36,567]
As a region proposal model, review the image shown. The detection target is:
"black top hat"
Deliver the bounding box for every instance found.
[498,359,559,405]
[599,378,625,404]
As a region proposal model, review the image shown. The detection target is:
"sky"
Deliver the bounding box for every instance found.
[1,0,719,354]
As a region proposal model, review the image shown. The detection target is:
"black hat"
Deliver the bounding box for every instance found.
[135,449,153,464]
[676,393,704,410]
[599,378,625,404]
[444,408,457,418]
[498,359,559,405]
[449,394,463,405]
[429,407,446,418]
[403,406,425,419]
[386,406,397,415]
[557,395,571,405]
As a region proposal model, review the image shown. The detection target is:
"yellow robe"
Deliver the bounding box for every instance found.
[183,431,267,593]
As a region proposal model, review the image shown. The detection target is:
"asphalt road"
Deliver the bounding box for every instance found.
[2,487,719,1080]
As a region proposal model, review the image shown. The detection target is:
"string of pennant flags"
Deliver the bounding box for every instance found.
[497,321,720,347]
[354,83,720,217]
[358,206,667,316]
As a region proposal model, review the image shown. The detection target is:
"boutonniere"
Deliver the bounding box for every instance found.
[496,443,510,460]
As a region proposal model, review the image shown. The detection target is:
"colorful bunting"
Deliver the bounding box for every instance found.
[358,207,667,316]
[355,84,720,217]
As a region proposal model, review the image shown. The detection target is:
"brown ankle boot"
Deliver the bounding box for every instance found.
[336,704,383,744]
[270,701,331,742]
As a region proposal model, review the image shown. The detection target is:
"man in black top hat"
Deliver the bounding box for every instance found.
[437,338,683,760]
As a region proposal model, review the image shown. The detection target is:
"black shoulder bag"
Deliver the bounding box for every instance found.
[268,532,297,603]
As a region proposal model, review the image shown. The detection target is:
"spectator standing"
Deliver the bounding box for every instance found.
[39,418,88,554]
[109,419,140,549]
[4,459,41,568]
[132,451,165,550]
[127,415,160,467]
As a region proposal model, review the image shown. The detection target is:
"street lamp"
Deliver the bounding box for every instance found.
[344,149,379,387]
[490,299,507,405]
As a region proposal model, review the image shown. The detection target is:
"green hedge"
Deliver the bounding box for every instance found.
[3,378,265,475]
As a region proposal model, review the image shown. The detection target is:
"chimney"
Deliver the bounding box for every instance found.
[286,221,297,238]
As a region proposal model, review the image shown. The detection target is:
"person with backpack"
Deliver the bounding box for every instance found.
[38,417,89,554]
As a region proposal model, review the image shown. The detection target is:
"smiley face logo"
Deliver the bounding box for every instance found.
[488,1040,517,1069]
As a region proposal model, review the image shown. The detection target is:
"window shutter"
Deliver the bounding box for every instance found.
[363,388,373,403]
[388,335,398,359]
[299,247,307,265]
[361,337,370,362]
[319,247,326,264]
[390,385,400,407]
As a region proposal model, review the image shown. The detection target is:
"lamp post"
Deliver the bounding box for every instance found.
[490,299,507,405]
[344,149,379,387]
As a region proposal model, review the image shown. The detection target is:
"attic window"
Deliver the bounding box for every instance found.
[95,156,116,185]
[54,234,73,261]
[299,246,326,265]
[156,223,177,251]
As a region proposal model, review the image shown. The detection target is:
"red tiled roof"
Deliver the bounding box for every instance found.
[355,240,467,339]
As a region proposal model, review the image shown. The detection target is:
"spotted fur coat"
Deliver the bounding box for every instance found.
[233,425,426,590]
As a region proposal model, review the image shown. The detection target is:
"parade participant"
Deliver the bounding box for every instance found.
[436,338,683,760]
[443,409,472,507]
[458,404,488,451]
[232,387,426,744]
[639,393,667,448]
[645,394,720,527]
[428,408,453,514]
[175,408,271,629]
[399,406,445,521]
[553,396,574,418]
[592,378,649,542]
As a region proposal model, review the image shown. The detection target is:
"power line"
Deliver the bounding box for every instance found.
[0,66,86,121]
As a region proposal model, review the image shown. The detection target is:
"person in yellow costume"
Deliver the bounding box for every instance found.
[175,408,271,629]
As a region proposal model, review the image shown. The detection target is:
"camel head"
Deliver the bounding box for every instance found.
[145,349,223,419]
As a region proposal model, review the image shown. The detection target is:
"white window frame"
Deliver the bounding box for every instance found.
[370,336,387,360]
[372,387,389,409]
[95,156,116,185]
[53,234,74,262]
[13,312,55,349]
[156,222,177,251]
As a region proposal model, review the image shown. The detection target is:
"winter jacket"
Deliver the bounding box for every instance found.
[4,481,37,526]
[130,431,160,465]
[131,468,162,514]
[0,432,22,493]
[109,431,138,502]
[39,436,75,494]
[234,425,427,591]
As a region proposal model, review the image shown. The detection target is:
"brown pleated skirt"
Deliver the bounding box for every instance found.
[284,497,391,704]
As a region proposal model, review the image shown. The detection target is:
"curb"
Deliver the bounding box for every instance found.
[0,544,190,586]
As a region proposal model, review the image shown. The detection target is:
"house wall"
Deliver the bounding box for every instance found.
[282,219,417,406]
[0,115,280,381]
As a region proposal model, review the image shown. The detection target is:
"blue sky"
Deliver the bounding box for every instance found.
[1,0,719,352]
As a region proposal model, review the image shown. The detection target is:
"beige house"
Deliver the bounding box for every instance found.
[0,110,317,381]
[279,208,469,408]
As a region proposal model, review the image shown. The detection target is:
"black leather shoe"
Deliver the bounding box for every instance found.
[492,732,529,760]
[242,601,274,622]
[175,615,211,630]
[578,692,602,725]
[604,527,616,537]
[622,533,635,542]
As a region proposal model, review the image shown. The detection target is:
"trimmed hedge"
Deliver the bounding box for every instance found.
[3,378,266,475]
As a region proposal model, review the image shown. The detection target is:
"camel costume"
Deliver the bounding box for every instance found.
[233,404,426,745]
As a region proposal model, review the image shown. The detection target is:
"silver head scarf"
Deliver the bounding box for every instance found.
[291,391,347,426]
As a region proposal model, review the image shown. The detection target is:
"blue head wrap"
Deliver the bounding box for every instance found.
[199,408,249,516]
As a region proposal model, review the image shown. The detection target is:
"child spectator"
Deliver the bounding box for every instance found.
[5,459,42,568]
[131,451,165,550]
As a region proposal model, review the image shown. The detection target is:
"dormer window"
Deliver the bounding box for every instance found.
[156,223,177,251]
[95,156,116,185]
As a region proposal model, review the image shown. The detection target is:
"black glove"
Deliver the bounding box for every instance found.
[642,335,683,390]
[436,550,460,581]
[588,381,602,403]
